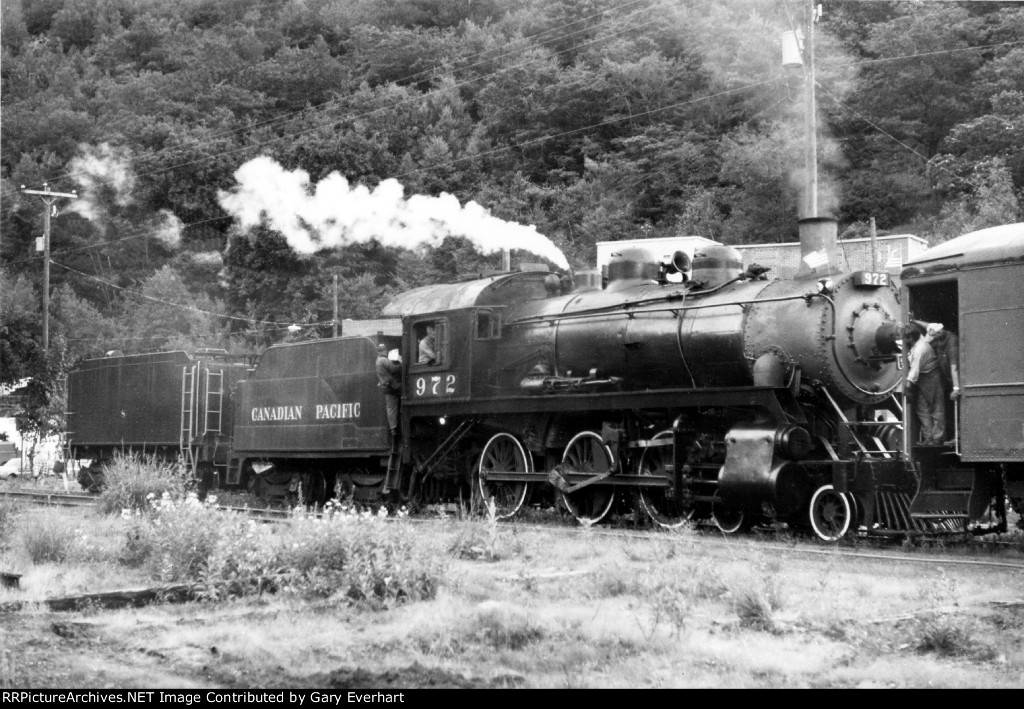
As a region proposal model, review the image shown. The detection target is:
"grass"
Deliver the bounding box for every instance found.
[15,507,77,564]
[1,460,1023,687]
[96,451,190,514]
[0,500,17,549]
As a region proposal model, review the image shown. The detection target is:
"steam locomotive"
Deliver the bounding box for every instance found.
[64,220,1024,541]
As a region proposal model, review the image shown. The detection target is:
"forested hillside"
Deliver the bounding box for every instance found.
[2,0,1023,379]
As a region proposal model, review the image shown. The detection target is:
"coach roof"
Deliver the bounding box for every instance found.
[902,222,1024,277]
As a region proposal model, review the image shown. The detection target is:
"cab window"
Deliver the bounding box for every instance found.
[413,320,447,367]
[475,311,502,340]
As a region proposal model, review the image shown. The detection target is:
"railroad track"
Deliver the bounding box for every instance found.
[0,489,98,507]
[5,487,1022,571]
[0,487,292,522]
[580,524,1024,572]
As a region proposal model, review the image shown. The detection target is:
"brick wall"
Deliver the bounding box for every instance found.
[735,234,929,280]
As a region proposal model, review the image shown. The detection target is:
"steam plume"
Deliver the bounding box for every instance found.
[218,157,569,270]
[153,209,183,249]
[68,143,135,223]
[66,143,183,248]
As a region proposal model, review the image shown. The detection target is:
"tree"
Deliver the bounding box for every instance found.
[0,271,70,478]
[50,282,123,361]
[930,158,1021,243]
[0,269,43,387]
[716,124,801,244]
[118,265,228,353]
[220,225,320,346]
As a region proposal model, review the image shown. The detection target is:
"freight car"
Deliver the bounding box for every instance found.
[66,349,254,491]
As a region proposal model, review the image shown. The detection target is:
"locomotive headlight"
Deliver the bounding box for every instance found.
[816,278,834,295]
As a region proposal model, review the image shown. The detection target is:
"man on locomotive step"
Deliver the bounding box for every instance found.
[376,344,402,443]
[927,322,961,446]
[904,323,945,446]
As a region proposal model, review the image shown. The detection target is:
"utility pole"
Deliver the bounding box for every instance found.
[869,217,878,270]
[782,3,821,220]
[804,2,820,219]
[21,183,78,353]
[332,271,339,338]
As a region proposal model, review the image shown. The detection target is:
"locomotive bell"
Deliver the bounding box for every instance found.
[691,244,743,289]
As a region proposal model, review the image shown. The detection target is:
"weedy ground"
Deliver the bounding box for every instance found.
[1,464,1023,688]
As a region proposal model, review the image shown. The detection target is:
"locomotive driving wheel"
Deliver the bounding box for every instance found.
[560,431,616,525]
[711,503,749,534]
[809,484,852,542]
[477,433,531,520]
[636,430,692,529]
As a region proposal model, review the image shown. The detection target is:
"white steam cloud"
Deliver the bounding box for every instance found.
[68,143,136,223]
[153,209,183,249]
[217,156,569,270]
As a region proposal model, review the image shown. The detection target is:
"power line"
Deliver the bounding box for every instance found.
[50,259,333,329]
[4,73,780,271]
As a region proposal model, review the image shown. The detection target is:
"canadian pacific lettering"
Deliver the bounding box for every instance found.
[248,404,362,422]
[250,406,303,422]
[315,403,361,420]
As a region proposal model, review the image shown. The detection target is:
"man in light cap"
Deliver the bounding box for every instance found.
[376,343,402,444]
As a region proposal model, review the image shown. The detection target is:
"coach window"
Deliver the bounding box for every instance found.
[476,311,502,340]
[414,320,447,367]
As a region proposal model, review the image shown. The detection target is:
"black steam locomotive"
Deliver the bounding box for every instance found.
[64,220,1024,541]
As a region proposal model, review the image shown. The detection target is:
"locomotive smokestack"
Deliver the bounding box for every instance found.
[796,216,839,279]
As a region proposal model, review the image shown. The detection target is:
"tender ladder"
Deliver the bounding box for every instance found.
[180,365,197,474]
